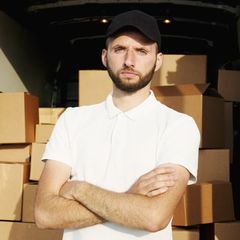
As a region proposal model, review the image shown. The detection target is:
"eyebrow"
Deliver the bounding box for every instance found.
[111,44,126,49]
[111,44,149,52]
[135,47,149,52]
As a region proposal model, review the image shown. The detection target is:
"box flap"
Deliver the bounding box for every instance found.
[151,83,211,96]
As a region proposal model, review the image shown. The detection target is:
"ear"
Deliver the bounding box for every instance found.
[154,52,163,72]
[101,49,107,68]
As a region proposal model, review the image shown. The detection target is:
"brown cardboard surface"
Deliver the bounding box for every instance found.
[0,221,63,240]
[30,143,46,181]
[0,92,39,143]
[151,55,207,86]
[173,184,201,226]
[39,108,65,124]
[202,96,224,148]
[22,183,38,223]
[218,69,240,102]
[79,70,112,106]
[0,162,29,220]
[152,83,224,148]
[0,144,31,163]
[215,221,240,240]
[197,149,230,183]
[35,124,54,143]
[173,182,235,226]
[22,183,38,222]
[172,227,199,240]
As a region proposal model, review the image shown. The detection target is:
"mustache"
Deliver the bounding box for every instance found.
[120,67,140,74]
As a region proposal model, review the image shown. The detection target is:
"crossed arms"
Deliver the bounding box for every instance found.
[34,160,189,232]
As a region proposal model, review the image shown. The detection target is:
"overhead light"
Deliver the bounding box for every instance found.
[100,18,109,24]
[162,8,172,24]
[163,18,172,24]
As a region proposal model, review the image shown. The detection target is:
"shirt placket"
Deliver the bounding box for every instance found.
[104,113,128,191]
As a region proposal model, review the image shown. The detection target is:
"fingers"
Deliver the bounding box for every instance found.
[128,165,178,197]
[139,174,177,194]
[146,187,169,197]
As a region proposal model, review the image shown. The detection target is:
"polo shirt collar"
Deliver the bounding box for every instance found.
[105,91,157,120]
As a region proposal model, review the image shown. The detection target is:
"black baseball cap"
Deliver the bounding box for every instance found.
[106,10,161,52]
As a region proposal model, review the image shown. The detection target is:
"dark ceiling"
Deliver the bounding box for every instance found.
[1,1,240,84]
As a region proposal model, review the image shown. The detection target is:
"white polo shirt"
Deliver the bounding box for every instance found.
[42,91,200,240]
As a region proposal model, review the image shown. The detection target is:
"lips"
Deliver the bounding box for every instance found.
[120,70,138,78]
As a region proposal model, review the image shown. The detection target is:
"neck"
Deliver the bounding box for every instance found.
[112,85,151,112]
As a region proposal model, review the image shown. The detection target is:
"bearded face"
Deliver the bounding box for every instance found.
[106,60,157,93]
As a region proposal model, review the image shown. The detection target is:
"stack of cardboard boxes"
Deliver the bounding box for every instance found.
[216,69,240,240]
[78,55,239,240]
[149,80,236,240]
[151,67,240,240]
[30,107,65,181]
[0,92,63,240]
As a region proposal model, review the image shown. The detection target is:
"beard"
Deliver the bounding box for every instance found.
[106,61,156,93]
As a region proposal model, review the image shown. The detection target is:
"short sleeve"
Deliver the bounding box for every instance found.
[157,115,200,185]
[41,108,73,168]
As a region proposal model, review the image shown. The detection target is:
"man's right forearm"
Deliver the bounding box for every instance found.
[34,192,104,229]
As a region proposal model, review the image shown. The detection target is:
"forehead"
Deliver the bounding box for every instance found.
[107,31,156,49]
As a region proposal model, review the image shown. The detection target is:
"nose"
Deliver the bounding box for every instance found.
[124,49,135,68]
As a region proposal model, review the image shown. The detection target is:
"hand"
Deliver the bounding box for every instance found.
[59,180,80,200]
[127,165,178,197]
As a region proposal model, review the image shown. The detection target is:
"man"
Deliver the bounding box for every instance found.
[35,10,200,240]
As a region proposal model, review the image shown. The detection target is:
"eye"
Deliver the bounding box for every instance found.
[136,48,148,55]
[113,46,125,53]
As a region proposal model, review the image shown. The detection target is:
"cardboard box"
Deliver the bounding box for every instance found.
[218,69,240,102]
[0,92,39,143]
[22,183,38,223]
[0,221,63,240]
[173,182,235,226]
[215,221,240,240]
[35,124,54,143]
[0,144,31,163]
[39,108,65,124]
[197,149,230,183]
[0,163,29,220]
[173,227,199,240]
[79,70,112,106]
[30,143,46,181]
[151,55,207,86]
[152,83,225,148]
